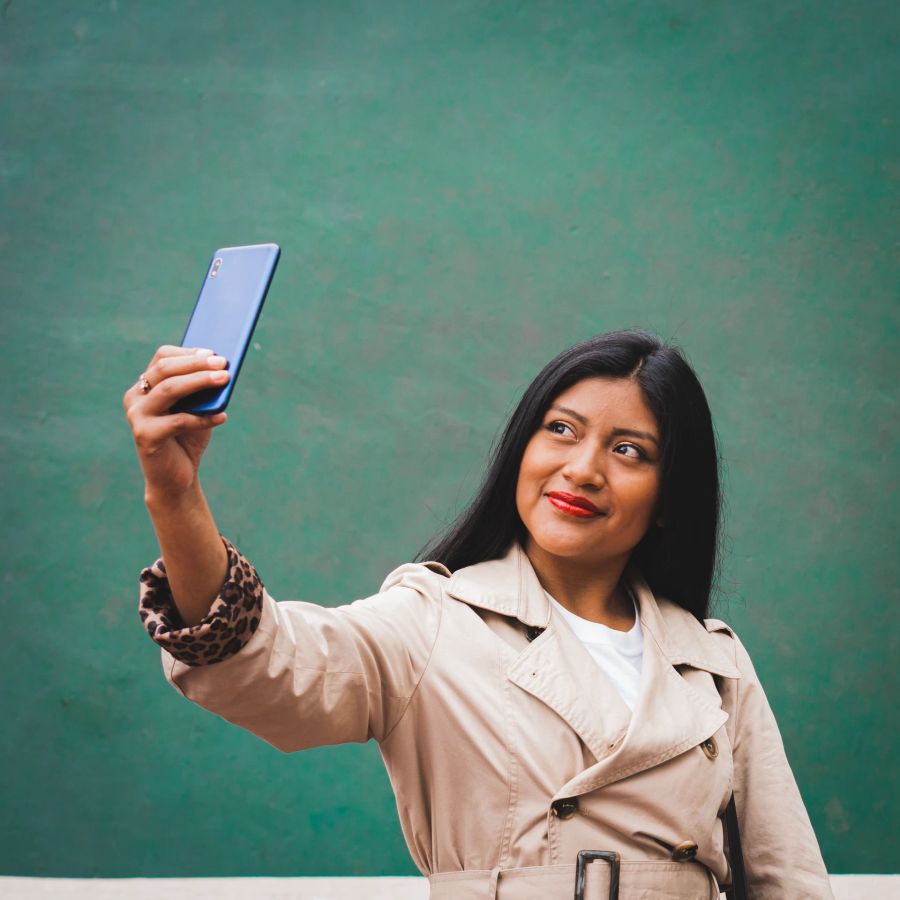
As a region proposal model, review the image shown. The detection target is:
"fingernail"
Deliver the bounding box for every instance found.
[193,348,214,356]
[207,355,228,368]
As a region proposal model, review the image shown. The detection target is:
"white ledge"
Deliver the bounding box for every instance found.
[0,875,896,899]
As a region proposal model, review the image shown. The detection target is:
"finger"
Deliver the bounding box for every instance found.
[139,368,231,416]
[145,352,228,390]
[122,350,228,409]
[132,411,227,450]
[146,343,217,370]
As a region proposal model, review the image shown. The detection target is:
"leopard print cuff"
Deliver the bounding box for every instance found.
[138,536,264,666]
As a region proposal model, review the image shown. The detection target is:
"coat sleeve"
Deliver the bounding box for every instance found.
[724,631,834,899]
[138,537,446,752]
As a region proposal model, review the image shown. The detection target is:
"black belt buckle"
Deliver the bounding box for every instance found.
[574,849,621,900]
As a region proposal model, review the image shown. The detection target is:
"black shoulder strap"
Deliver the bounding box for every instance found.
[723,794,748,899]
[712,630,749,899]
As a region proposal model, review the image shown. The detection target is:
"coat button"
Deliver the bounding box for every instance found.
[551,798,578,819]
[672,840,698,862]
[526,626,545,642]
[700,737,718,760]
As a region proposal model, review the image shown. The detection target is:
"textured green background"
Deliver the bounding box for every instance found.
[1,0,897,878]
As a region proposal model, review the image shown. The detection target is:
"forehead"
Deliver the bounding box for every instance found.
[550,377,658,431]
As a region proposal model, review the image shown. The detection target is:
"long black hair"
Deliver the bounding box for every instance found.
[415,329,722,621]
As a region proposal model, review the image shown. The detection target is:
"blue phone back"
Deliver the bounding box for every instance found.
[175,243,280,414]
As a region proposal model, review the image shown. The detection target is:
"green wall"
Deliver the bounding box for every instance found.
[2,0,897,877]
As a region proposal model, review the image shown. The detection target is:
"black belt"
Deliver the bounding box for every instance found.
[574,850,620,900]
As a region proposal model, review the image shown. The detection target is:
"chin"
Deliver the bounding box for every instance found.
[526,523,604,560]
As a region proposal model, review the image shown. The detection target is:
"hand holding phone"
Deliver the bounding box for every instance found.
[123,246,281,623]
[124,244,280,503]
[124,346,230,498]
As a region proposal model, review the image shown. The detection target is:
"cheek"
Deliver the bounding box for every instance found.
[621,472,662,522]
[515,442,548,507]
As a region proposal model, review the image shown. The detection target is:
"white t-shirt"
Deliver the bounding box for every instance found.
[545,590,644,712]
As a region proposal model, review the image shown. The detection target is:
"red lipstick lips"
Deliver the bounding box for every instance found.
[545,491,604,518]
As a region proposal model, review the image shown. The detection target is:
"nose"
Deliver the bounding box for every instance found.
[561,441,606,490]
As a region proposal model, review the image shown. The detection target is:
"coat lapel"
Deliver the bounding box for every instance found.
[506,614,633,764]
[447,543,630,761]
[446,544,742,797]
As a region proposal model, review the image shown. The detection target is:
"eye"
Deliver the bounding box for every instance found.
[614,442,646,459]
[544,420,575,438]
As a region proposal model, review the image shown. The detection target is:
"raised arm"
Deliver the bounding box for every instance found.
[126,346,448,751]
[123,345,232,625]
[139,547,445,751]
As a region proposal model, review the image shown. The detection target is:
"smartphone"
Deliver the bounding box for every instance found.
[171,243,281,415]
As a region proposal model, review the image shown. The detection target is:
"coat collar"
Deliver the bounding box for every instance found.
[446,541,740,679]
[445,542,741,795]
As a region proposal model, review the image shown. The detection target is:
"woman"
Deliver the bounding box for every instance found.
[125,330,832,899]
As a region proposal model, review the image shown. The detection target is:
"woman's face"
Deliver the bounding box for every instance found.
[515,376,662,570]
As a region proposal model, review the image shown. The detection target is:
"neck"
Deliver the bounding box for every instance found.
[523,538,635,631]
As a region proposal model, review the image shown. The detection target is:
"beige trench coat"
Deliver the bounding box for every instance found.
[156,542,832,899]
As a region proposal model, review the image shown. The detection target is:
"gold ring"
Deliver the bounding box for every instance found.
[138,374,152,394]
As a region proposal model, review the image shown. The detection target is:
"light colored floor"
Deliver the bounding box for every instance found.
[0,876,897,899]
[0,879,424,899]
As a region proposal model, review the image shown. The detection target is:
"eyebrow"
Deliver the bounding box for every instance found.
[612,427,660,447]
[548,405,660,446]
